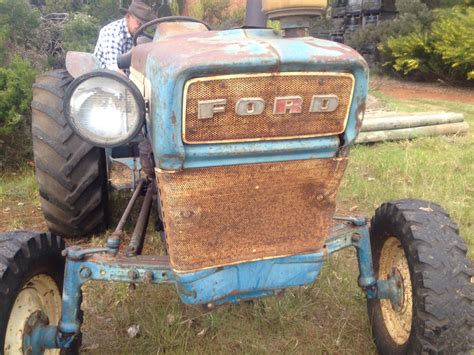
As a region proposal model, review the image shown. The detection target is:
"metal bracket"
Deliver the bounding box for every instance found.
[333,215,368,226]
[62,247,115,261]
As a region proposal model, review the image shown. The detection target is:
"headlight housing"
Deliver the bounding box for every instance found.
[64,70,146,147]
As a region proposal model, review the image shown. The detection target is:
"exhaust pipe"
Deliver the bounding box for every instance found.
[245,0,267,28]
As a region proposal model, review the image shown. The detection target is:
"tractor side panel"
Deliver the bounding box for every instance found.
[157,157,347,272]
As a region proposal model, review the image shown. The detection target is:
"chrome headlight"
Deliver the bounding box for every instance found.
[64,70,145,147]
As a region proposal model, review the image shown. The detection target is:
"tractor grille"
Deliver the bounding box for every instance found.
[156,158,348,272]
[183,72,354,144]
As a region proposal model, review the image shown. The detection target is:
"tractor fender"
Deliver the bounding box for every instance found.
[65,51,101,78]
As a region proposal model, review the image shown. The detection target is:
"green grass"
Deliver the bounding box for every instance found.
[81,249,374,354]
[0,92,472,353]
[0,167,38,203]
[340,93,474,258]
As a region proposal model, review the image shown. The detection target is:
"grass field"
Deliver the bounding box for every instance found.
[0,90,472,354]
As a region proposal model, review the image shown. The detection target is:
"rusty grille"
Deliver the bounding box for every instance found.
[183,72,354,144]
[157,158,348,272]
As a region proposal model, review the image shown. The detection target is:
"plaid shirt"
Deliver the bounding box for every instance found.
[94,18,133,70]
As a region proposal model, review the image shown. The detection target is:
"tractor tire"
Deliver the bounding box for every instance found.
[0,231,81,354]
[32,69,109,237]
[368,199,473,354]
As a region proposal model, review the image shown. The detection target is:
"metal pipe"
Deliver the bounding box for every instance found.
[245,0,267,28]
[353,226,377,298]
[125,181,155,256]
[106,178,146,250]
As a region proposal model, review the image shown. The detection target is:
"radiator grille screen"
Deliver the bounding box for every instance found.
[157,158,348,272]
[183,72,354,144]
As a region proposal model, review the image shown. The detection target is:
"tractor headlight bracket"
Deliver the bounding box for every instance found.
[64,70,146,148]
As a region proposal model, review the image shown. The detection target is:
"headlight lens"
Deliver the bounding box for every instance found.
[65,71,145,147]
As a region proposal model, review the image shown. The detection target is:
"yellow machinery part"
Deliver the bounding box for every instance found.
[262,0,328,12]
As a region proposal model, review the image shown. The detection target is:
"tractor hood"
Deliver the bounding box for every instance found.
[130,25,368,170]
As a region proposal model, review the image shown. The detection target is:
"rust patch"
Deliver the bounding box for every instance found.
[157,158,348,272]
[155,22,208,39]
[356,102,366,131]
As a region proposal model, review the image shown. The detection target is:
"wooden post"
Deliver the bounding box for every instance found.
[356,122,469,144]
[361,112,465,132]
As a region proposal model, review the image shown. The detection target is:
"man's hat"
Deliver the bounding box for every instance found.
[120,1,156,24]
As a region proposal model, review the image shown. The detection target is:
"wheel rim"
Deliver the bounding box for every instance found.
[5,274,61,355]
[378,237,413,345]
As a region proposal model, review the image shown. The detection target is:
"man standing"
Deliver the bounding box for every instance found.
[94,1,156,71]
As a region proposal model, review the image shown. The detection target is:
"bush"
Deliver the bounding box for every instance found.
[380,4,474,81]
[348,0,473,82]
[44,0,73,13]
[432,6,474,80]
[63,13,100,52]
[348,0,433,66]
[0,57,37,168]
[0,0,43,66]
[81,0,122,26]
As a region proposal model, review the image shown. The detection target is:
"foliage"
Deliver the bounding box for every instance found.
[44,0,73,13]
[0,0,42,65]
[80,0,122,26]
[63,13,99,52]
[431,6,474,80]
[380,4,474,81]
[188,0,244,29]
[348,0,473,82]
[0,58,36,135]
[348,0,433,55]
[0,57,37,168]
[221,5,245,29]
[420,0,466,7]
[169,0,185,15]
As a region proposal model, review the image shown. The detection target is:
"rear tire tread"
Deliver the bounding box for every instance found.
[32,69,108,237]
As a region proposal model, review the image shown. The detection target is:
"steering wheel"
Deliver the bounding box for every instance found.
[133,16,212,46]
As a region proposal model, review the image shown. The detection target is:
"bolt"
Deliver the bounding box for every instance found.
[351,233,361,242]
[128,269,139,280]
[80,267,92,279]
[316,194,324,201]
[181,210,193,218]
[144,271,154,284]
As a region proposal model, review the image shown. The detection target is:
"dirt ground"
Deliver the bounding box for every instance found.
[371,78,474,105]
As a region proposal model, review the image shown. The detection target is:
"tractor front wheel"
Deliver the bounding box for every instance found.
[368,200,473,354]
[0,231,80,354]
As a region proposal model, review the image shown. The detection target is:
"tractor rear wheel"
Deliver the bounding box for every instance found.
[0,231,80,354]
[32,70,109,237]
[368,199,473,354]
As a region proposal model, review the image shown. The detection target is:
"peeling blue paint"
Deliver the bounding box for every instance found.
[145,28,368,170]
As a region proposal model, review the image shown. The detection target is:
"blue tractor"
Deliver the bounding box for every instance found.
[1,1,472,353]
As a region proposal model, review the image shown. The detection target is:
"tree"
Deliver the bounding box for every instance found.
[420,0,465,8]
[0,0,42,65]
[432,6,474,80]
[380,3,473,81]
[63,13,99,52]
